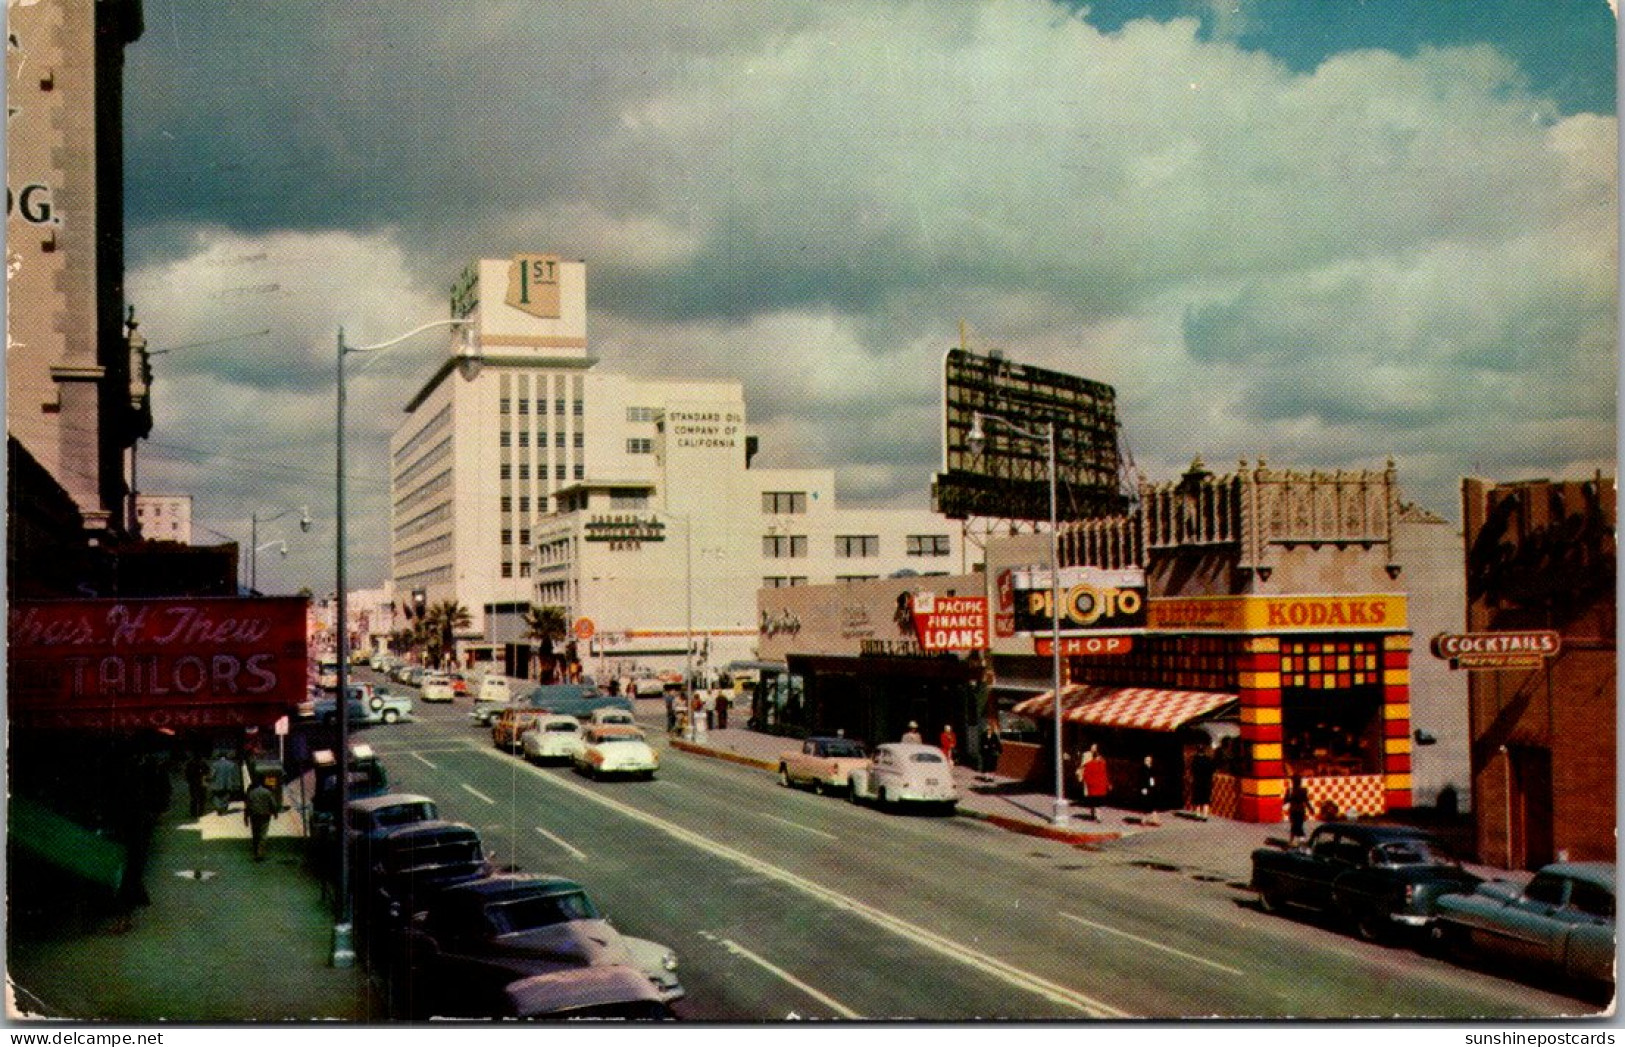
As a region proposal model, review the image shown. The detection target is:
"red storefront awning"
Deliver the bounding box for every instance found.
[1012,685,1237,733]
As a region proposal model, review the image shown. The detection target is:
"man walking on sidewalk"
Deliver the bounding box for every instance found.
[244,776,278,862]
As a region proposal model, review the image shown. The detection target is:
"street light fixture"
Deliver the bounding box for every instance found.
[331,318,479,968]
[968,410,1069,829]
[249,505,310,593]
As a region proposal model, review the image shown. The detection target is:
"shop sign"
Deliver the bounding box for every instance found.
[1009,566,1146,636]
[573,617,596,641]
[584,514,666,550]
[8,597,308,731]
[910,592,988,651]
[1147,594,1407,634]
[1034,635,1134,656]
[1430,631,1560,670]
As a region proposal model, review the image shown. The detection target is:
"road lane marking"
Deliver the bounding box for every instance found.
[701,932,862,1019]
[461,783,496,805]
[410,752,439,769]
[1058,910,1245,976]
[462,739,1127,1017]
[534,826,587,861]
[758,813,839,841]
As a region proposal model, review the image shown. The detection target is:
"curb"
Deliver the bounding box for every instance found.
[671,738,1122,845]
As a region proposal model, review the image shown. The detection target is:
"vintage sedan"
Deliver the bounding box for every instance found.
[361,820,495,959]
[499,966,674,1020]
[360,684,414,725]
[1251,822,1481,941]
[388,873,683,1019]
[846,743,957,812]
[589,707,638,728]
[573,725,659,780]
[493,707,547,752]
[344,793,440,851]
[1431,861,1615,991]
[520,715,583,764]
[778,736,869,795]
[421,673,457,703]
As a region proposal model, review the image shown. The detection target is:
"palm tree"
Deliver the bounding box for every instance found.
[523,604,568,682]
[421,600,472,669]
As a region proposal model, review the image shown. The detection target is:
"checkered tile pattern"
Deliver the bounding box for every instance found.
[1285,774,1387,821]
[1013,684,1238,732]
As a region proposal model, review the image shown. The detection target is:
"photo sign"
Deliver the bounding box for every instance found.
[8,597,309,731]
[910,592,989,652]
[1009,565,1147,636]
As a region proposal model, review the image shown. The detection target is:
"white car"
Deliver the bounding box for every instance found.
[420,673,456,703]
[477,675,512,705]
[573,725,659,780]
[847,742,958,813]
[520,715,583,764]
[589,707,638,728]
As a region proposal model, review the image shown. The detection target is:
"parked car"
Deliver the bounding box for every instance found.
[573,725,659,780]
[1430,861,1615,991]
[388,873,683,1020]
[847,743,957,813]
[478,675,512,705]
[1250,822,1482,941]
[313,692,371,727]
[399,666,426,688]
[520,715,584,764]
[361,820,494,960]
[589,707,638,728]
[493,707,548,752]
[307,745,391,848]
[361,684,414,725]
[499,966,675,1020]
[421,673,456,703]
[318,792,440,876]
[778,735,869,795]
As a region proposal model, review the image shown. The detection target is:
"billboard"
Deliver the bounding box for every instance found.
[8,596,309,730]
[932,348,1128,522]
[909,592,989,652]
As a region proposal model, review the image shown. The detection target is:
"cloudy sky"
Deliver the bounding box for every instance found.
[122,0,1618,593]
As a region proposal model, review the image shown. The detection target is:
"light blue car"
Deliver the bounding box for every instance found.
[1431,861,1615,992]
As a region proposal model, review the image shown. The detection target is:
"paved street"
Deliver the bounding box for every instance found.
[346,677,1596,1021]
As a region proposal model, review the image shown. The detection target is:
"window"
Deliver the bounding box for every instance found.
[763,535,807,558]
[500,464,512,480]
[500,529,512,545]
[518,464,530,480]
[573,432,584,449]
[556,464,567,480]
[536,400,547,416]
[519,497,531,513]
[611,494,649,509]
[907,534,951,557]
[837,575,879,584]
[501,562,514,578]
[555,432,566,448]
[573,464,584,480]
[517,399,529,415]
[627,406,658,423]
[518,431,530,447]
[500,496,513,512]
[573,400,583,416]
[499,432,511,448]
[499,398,510,414]
[519,562,532,578]
[836,535,879,558]
[763,491,807,514]
[627,438,654,455]
[519,529,530,546]
[763,576,806,588]
[555,399,566,415]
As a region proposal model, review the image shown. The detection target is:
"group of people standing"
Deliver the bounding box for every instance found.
[1070,743,1220,824]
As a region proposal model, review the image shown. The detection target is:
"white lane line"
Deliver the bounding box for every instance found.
[711,934,862,1020]
[463,739,1126,1017]
[758,812,839,841]
[461,783,496,805]
[1058,910,1245,977]
[534,826,587,861]
[410,752,439,769]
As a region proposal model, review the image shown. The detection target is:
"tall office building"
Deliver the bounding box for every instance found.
[390,255,961,670]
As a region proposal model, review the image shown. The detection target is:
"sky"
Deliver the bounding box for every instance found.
[120,0,1618,594]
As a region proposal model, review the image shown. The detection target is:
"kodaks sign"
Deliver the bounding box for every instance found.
[8,597,308,731]
[910,592,988,652]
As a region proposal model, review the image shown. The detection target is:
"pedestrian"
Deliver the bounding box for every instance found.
[665,689,677,732]
[716,690,730,730]
[210,750,239,815]
[978,718,1003,774]
[1189,745,1216,819]
[1137,754,1161,826]
[186,751,211,818]
[938,723,957,765]
[1077,745,1109,821]
[1286,773,1310,844]
[901,720,923,744]
[244,775,279,862]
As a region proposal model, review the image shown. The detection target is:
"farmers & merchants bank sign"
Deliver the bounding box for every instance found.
[9,597,308,730]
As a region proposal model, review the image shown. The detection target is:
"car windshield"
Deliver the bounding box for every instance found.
[597,736,644,746]
[1373,839,1458,866]
[388,839,482,873]
[487,889,599,934]
[820,740,865,758]
[546,723,577,733]
[375,802,435,827]
[909,751,945,764]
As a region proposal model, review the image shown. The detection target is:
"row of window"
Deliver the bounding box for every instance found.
[501,430,582,449]
[499,562,535,578]
[627,406,659,423]
[500,398,584,416]
[762,491,807,514]
[498,464,585,496]
[762,534,952,559]
[763,577,807,588]
[394,404,451,467]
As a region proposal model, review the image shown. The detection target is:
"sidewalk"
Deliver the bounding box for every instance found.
[665,723,1518,887]
[7,780,375,1023]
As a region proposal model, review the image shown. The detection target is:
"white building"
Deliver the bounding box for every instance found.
[390,254,962,671]
[135,493,192,543]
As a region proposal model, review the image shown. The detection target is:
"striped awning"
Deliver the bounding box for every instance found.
[1011,685,1238,733]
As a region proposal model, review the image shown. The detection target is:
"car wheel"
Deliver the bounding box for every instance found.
[777,765,790,788]
[1256,881,1286,914]
[1353,907,1391,944]
[813,778,827,796]
[369,697,385,712]
[382,709,399,724]
[877,787,890,809]
[847,782,862,804]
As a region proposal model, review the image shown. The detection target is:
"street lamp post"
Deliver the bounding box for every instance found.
[250,505,310,593]
[969,411,1068,828]
[332,319,478,968]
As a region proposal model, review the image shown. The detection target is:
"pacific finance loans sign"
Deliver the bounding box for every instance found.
[8,597,308,730]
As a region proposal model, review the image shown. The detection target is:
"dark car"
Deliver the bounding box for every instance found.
[312,693,371,727]
[499,967,675,1020]
[1250,821,1481,941]
[1431,861,1615,992]
[360,820,493,959]
[388,873,682,1020]
[307,745,391,858]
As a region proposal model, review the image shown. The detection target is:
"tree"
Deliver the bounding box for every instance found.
[420,600,472,669]
[523,604,568,682]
